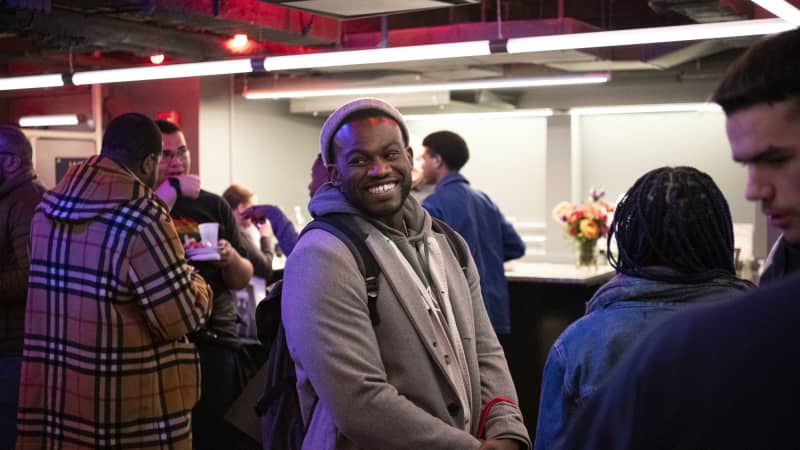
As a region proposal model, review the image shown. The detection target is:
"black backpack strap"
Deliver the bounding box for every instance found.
[430,217,469,274]
[300,215,381,326]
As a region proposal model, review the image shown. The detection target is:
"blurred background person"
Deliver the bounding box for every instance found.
[534,166,753,449]
[223,184,275,282]
[420,130,525,341]
[0,125,45,449]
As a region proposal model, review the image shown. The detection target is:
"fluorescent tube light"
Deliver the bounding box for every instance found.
[404,109,554,121]
[506,18,794,53]
[0,74,65,91]
[570,103,722,115]
[751,0,800,25]
[262,41,491,72]
[19,114,82,127]
[245,73,609,100]
[72,58,254,85]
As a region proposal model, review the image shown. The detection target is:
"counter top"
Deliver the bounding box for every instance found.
[505,262,615,286]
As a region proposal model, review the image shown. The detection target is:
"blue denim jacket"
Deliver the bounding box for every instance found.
[533,273,752,450]
[422,172,525,334]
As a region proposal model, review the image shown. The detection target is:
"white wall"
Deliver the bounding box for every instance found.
[406,116,548,225]
[199,77,324,218]
[577,111,753,224]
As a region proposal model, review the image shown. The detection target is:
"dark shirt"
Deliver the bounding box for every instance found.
[171,190,247,345]
[760,237,800,284]
[0,173,46,355]
[554,272,800,450]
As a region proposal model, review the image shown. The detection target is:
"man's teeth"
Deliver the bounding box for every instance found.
[369,183,396,194]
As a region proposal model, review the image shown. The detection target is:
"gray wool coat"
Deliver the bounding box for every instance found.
[282,186,530,450]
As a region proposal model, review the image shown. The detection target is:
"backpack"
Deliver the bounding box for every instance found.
[255,213,468,450]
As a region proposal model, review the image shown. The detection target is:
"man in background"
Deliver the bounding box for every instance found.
[154,119,253,450]
[420,130,525,338]
[554,26,800,450]
[16,113,211,449]
[0,125,45,449]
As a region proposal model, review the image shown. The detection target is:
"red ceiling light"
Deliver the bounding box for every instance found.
[150,53,165,65]
[225,34,250,53]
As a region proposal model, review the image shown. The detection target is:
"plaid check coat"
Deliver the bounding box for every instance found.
[16,155,212,449]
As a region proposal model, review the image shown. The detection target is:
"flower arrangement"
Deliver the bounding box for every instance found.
[552,188,615,267]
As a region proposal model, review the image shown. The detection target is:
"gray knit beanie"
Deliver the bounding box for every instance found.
[319,97,409,167]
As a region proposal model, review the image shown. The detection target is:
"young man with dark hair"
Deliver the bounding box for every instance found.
[420,130,525,337]
[0,125,45,449]
[16,113,212,449]
[553,28,800,450]
[713,27,800,283]
[153,119,253,450]
[282,98,530,450]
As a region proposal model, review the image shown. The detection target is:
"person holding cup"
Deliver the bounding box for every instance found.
[154,119,253,450]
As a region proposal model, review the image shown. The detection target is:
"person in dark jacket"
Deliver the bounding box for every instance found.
[534,166,752,449]
[420,130,525,336]
[0,125,45,449]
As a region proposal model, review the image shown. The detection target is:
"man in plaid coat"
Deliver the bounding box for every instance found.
[15,113,212,449]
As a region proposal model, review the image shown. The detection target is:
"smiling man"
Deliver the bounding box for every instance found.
[281,98,530,450]
[713,27,800,284]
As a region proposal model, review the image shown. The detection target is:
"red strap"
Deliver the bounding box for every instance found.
[475,396,516,439]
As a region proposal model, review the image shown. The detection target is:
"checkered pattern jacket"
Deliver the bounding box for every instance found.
[16,155,212,449]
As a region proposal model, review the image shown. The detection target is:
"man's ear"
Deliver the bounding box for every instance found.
[328,165,341,187]
[141,152,158,177]
[2,154,22,172]
[406,146,414,164]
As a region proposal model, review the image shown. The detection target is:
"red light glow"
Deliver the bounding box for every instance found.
[150,53,165,65]
[225,34,250,52]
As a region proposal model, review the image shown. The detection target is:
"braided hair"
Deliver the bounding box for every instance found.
[607,166,736,283]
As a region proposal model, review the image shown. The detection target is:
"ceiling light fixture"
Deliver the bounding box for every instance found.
[404,109,555,121]
[262,40,492,71]
[19,114,82,127]
[226,34,250,53]
[72,58,257,85]
[0,74,65,91]
[506,18,793,53]
[750,0,800,24]
[570,103,722,115]
[245,73,610,99]
[150,53,166,65]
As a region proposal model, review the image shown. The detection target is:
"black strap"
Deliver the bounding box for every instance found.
[430,217,469,274]
[300,215,381,326]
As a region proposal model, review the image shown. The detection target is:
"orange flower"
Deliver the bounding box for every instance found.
[579,219,600,240]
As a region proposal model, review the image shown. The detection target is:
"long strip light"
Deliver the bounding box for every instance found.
[0,74,64,91]
[72,58,255,85]
[570,103,722,115]
[19,114,81,127]
[506,18,794,53]
[404,109,554,121]
[0,15,793,92]
[245,73,609,99]
[263,41,491,71]
[751,0,800,24]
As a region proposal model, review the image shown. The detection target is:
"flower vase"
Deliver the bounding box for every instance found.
[576,240,598,269]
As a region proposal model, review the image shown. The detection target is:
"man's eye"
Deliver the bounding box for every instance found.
[349,158,366,165]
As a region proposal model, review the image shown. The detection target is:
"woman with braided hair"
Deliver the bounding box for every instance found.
[534,166,753,450]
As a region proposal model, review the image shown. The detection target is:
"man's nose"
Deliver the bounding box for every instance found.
[368,158,390,175]
[744,166,772,202]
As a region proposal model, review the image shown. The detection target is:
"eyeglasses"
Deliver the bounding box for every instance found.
[162,147,188,160]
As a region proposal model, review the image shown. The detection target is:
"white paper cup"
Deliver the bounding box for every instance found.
[198,222,219,246]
